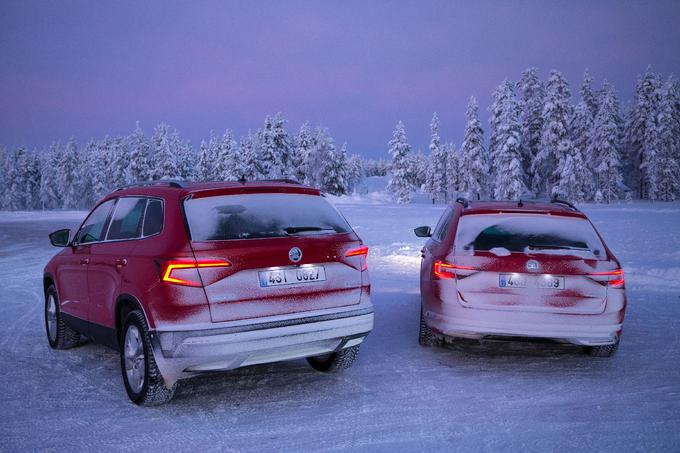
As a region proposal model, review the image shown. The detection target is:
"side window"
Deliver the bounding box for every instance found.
[106,198,146,241]
[142,199,164,237]
[76,199,116,244]
[432,207,454,242]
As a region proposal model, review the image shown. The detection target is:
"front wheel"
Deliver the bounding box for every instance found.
[307,344,360,372]
[120,310,176,406]
[45,284,80,349]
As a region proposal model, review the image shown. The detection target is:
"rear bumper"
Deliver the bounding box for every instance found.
[425,309,621,346]
[424,287,626,347]
[150,305,374,387]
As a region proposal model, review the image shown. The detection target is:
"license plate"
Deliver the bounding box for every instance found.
[499,274,565,289]
[258,266,326,288]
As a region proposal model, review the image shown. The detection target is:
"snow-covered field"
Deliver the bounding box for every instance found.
[1,200,679,452]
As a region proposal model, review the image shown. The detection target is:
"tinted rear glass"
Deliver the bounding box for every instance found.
[184,193,352,241]
[455,214,605,258]
[143,199,163,236]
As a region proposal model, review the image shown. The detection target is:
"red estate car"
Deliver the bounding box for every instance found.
[44,180,373,405]
[415,198,626,356]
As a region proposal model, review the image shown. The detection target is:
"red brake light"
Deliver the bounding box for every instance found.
[588,269,625,288]
[433,260,476,279]
[162,260,231,287]
[346,246,369,271]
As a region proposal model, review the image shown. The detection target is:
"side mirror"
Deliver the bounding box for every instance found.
[414,226,432,238]
[49,229,71,247]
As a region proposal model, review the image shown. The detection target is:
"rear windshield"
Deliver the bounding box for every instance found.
[184,193,352,241]
[455,214,606,258]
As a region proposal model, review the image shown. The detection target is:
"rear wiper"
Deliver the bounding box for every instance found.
[284,226,336,234]
[527,243,590,251]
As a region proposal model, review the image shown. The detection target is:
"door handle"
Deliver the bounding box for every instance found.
[80,258,90,265]
[115,258,128,268]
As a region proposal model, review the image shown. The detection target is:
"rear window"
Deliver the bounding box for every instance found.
[455,214,606,258]
[184,193,352,241]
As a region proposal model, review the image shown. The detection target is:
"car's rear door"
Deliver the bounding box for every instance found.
[87,197,147,333]
[183,192,365,323]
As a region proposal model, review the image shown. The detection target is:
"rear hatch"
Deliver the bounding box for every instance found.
[183,191,365,322]
[450,213,610,314]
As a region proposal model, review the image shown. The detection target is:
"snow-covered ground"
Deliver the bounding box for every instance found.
[1,199,679,451]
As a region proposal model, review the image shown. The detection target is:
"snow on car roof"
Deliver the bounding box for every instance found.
[460,200,587,218]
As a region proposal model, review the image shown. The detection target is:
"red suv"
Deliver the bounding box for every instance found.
[44,180,373,405]
[415,199,626,356]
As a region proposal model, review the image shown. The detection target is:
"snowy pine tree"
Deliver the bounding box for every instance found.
[151,123,181,180]
[580,70,598,119]
[61,138,81,209]
[489,80,527,200]
[110,135,130,188]
[425,113,447,203]
[128,122,151,183]
[571,101,596,200]
[306,127,335,189]
[216,129,238,181]
[346,153,365,194]
[386,121,413,203]
[271,113,292,178]
[323,143,348,195]
[535,70,574,197]
[39,142,63,209]
[517,67,545,191]
[624,66,662,198]
[294,122,315,183]
[445,143,460,199]
[656,77,680,201]
[592,81,624,203]
[238,132,258,181]
[458,97,488,200]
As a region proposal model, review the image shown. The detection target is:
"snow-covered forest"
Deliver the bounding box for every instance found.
[390,66,680,204]
[1,67,679,210]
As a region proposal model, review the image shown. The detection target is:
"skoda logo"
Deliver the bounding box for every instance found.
[526,260,539,272]
[289,247,302,263]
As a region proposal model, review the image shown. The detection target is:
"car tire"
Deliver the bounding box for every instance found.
[307,344,360,372]
[45,284,80,349]
[121,310,176,406]
[418,306,441,347]
[584,339,620,357]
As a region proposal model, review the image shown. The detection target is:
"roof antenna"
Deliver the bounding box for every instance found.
[238,174,247,183]
[518,199,523,207]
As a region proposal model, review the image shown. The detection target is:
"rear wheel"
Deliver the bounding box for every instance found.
[584,339,620,357]
[418,306,441,347]
[45,284,79,349]
[307,345,360,372]
[120,310,176,406]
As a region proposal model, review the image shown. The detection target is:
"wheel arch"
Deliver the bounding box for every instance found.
[115,294,153,342]
[43,272,56,297]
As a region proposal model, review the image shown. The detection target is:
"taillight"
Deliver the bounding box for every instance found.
[162,260,231,287]
[588,269,625,288]
[433,260,476,280]
[346,246,369,271]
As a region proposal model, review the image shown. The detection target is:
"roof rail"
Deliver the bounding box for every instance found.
[550,196,579,211]
[253,178,302,185]
[455,197,469,208]
[116,179,187,191]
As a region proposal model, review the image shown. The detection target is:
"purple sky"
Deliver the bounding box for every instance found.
[1,1,680,159]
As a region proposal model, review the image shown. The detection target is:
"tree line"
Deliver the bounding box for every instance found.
[0,115,365,210]
[387,66,680,204]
